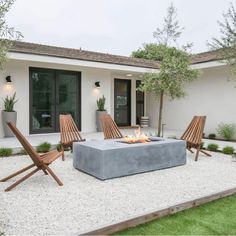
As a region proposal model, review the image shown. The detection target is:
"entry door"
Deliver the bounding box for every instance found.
[114,79,131,126]
[30,68,81,134]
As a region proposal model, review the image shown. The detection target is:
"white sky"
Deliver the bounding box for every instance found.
[6,0,233,56]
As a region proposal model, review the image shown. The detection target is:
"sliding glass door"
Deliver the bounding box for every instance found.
[30,68,81,134]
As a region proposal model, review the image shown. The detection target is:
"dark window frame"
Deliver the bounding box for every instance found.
[29,67,81,134]
[114,78,131,126]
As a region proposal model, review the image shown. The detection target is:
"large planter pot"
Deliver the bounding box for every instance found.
[2,111,17,137]
[96,110,107,132]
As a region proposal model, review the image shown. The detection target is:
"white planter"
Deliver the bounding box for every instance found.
[2,111,17,137]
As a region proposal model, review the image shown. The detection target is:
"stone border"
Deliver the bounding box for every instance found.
[80,187,236,235]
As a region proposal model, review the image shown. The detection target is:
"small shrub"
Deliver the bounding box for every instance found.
[0,147,13,157]
[57,143,62,151]
[208,133,216,139]
[96,95,106,111]
[200,142,204,149]
[36,142,51,153]
[217,123,236,141]
[222,146,235,155]
[207,143,219,152]
[19,148,27,155]
[167,135,177,139]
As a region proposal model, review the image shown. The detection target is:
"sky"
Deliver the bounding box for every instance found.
[6,0,233,56]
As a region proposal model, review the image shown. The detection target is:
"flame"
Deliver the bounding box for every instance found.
[123,127,150,143]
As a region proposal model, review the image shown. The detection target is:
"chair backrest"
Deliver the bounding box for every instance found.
[7,122,42,167]
[59,114,83,145]
[181,116,206,145]
[100,114,123,139]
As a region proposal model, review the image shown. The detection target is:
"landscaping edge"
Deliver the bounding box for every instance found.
[79,187,236,236]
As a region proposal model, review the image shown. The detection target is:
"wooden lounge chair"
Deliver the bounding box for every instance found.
[100,114,123,139]
[0,122,63,192]
[181,116,211,161]
[59,114,85,160]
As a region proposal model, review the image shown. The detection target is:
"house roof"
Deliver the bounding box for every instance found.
[9,41,160,69]
[191,50,220,64]
[9,41,222,69]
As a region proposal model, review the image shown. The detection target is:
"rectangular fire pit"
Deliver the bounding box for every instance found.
[73,138,186,180]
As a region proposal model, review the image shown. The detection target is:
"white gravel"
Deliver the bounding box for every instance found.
[0,151,236,235]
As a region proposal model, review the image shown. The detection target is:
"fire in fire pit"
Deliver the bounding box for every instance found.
[122,127,150,144]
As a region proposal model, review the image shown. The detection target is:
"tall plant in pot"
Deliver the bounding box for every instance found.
[96,95,107,131]
[2,92,18,137]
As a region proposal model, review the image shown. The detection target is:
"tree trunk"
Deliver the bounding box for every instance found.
[158,91,164,137]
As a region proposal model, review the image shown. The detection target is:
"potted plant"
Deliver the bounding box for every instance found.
[96,95,107,131]
[2,92,18,137]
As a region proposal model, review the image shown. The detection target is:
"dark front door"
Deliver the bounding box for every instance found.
[30,68,81,134]
[114,79,131,126]
[136,80,144,125]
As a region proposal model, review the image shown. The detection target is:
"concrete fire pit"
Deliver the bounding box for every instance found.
[73,138,186,180]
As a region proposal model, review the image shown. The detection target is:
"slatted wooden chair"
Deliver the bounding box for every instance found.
[181,116,211,161]
[100,114,123,139]
[59,114,85,160]
[0,122,63,192]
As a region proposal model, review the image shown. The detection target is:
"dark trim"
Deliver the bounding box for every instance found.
[29,67,81,134]
[114,79,131,126]
[80,187,236,235]
[136,80,145,125]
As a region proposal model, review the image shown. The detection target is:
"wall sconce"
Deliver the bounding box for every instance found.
[5,76,12,83]
[95,81,100,88]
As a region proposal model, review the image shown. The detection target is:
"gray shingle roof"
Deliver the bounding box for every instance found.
[9,41,160,69]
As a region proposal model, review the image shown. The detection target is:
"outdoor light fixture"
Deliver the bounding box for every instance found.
[5,76,12,83]
[126,74,133,77]
[95,81,100,88]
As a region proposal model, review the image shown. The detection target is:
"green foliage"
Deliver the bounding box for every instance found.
[207,143,219,152]
[222,146,235,155]
[96,95,106,111]
[0,0,22,70]
[209,3,236,77]
[36,142,51,153]
[208,133,216,139]
[19,148,27,155]
[57,143,62,151]
[3,92,18,112]
[216,123,236,140]
[153,3,183,46]
[132,3,198,137]
[0,147,13,157]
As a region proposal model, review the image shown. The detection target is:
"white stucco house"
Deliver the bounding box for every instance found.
[0,41,235,138]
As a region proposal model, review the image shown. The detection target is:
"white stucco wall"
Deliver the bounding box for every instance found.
[0,59,141,138]
[146,65,236,136]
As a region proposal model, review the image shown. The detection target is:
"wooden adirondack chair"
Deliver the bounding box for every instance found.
[0,122,63,192]
[59,114,85,160]
[181,116,211,161]
[100,114,123,139]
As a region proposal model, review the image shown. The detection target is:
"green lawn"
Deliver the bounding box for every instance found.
[115,194,236,235]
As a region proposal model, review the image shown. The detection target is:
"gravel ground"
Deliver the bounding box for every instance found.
[0,152,236,235]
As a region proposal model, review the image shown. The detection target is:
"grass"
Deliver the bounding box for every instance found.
[115,194,236,235]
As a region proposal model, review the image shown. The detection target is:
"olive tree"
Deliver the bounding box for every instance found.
[0,0,22,70]
[209,3,236,77]
[132,3,198,136]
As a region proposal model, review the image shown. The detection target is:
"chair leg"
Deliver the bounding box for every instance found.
[187,148,194,153]
[200,149,212,157]
[0,164,35,182]
[4,167,40,192]
[62,146,65,161]
[195,147,200,162]
[44,165,63,186]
